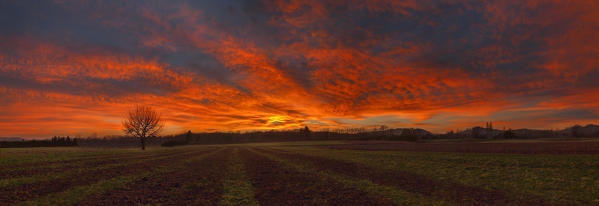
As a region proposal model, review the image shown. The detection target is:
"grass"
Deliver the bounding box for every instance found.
[250,148,451,206]
[17,148,222,205]
[223,140,346,147]
[0,149,197,188]
[218,148,259,206]
[3,141,599,205]
[276,146,599,204]
[0,146,173,166]
[17,170,156,206]
[424,138,599,143]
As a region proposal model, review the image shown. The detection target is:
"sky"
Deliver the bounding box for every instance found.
[0,0,598,138]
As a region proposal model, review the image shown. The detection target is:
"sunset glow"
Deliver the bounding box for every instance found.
[1,0,598,138]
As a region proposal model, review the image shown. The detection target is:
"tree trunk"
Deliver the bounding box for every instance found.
[141,136,146,150]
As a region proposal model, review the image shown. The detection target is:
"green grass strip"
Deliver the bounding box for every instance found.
[249,148,452,206]
[218,148,259,206]
[17,148,223,206]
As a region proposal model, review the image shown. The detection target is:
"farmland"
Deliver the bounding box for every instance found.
[1,141,598,205]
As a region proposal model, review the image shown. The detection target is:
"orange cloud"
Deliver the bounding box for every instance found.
[1,0,598,138]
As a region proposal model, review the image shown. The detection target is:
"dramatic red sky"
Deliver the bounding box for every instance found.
[1,0,598,138]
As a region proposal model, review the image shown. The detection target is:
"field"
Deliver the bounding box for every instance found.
[1,140,599,205]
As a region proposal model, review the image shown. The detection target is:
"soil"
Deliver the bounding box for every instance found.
[240,148,394,206]
[4,144,594,205]
[257,148,568,206]
[76,148,230,205]
[0,149,194,179]
[0,148,217,205]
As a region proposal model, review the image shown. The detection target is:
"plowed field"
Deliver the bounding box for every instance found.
[1,141,598,205]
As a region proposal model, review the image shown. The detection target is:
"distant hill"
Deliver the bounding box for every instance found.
[448,124,599,139]
[562,124,599,137]
[0,137,24,142]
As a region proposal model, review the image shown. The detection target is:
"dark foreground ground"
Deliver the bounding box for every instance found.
[1,140,598,205]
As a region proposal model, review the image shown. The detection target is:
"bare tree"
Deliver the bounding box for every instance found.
[122,105,164,150]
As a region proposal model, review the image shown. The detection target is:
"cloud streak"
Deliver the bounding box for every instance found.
[0,0,598,138]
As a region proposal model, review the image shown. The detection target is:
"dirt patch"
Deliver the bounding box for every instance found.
[321,141,599,154]
[76,148,230,205]
[257,148,567,206]
[240,148,394,206]
[0,148,216,205]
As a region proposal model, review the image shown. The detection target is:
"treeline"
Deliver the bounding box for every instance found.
[10,124,596,148]
[439,124,599,139]
[165,124,599,146]
[162,127,433,146]
[1,127,433,148]
[0,136,78,148]
[77,135,165,147]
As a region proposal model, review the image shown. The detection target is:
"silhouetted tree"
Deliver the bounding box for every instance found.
[302,126,311,139]
[122,105,164,150]
[185,130,192,143]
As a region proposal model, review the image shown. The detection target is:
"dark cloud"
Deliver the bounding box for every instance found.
[0,0,598,137]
